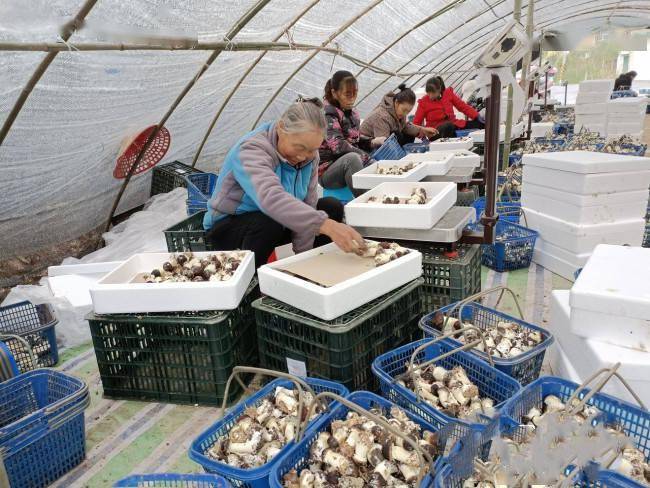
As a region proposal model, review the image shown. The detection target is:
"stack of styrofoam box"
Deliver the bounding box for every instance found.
[573,79,613,135]
[521,151,650,280]
[606,97,646,139]
[545,245,650,406]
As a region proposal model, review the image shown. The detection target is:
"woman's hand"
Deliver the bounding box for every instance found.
[421,127,438,138]
[371,136,387,148]
[319,219,367,253]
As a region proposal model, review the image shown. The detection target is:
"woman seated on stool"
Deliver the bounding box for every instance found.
[413,76,485,139]
[319,70,372,197]
[204,97,365,268]
[360,84,438,147]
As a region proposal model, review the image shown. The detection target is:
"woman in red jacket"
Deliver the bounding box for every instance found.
[413,76,484,139]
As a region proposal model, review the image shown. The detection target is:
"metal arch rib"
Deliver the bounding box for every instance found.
[353,0,466,79]
[0,0,99,148]
[354,0,510,108]
[431,1,648,90]
[104,0,272,233]
[190,0,322,168]
[250,0,385,130]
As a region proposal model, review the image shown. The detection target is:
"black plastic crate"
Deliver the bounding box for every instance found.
[253,279,423,392]
[164,211,214,253]
[456,187,479,206]
[0,301,58,372]
[86,280,259,406]
[395,242,481,314]
[150,161,204,197]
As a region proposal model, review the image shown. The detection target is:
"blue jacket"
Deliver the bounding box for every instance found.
[203,122,327,253]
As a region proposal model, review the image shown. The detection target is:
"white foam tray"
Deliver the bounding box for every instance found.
[578,79,614,93]
[608,98,647,114]
[576,92,611,105]
[521,184,648,224]
[570,245,650,351]
[352,160,431,190]
[257,243,423,320]
[90,251,255,313]
[400,152,455,175]
[530,122,555,139]
[574,102,607,115]
[427,150,480,168]
[551,290,650,405]
[532,246,583,282]
[344,182,456,229]
[47,261,124,308]
[523,206,645,254]
[522,166,650,194]
[428,137,473,151]
[522,150,650,174]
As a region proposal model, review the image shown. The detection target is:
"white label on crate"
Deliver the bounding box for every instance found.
[286,358,307,377]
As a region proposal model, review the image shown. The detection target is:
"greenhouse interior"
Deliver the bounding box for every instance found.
[1,1,650,487]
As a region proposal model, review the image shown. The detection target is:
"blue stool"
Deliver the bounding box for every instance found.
[323,186,355,204]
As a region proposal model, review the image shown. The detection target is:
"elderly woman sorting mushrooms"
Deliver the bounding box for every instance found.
[204,98,366,268]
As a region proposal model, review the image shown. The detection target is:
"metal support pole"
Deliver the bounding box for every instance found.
[482,74,502,245]
[501,0,523,171]
[544,71,548,107]
[520,0,535,88]
[526,79,536,139]
[564,81,568,105]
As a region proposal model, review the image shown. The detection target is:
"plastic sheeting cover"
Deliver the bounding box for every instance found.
[1,0,648,259]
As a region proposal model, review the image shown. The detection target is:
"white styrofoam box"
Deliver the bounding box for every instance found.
[536,237,591,267]
[352,160,431,190]
[523,165,650,194]
[578,79,614,93]
[523,206,645,254]
[607,110,646,123]
[570,245,650,351]
[90,251,255,313]
[547,338,582,384]
[532,243,586,282]
[344,182,456,229]
[607,97,647,114]
[428,149,480,168]
[257,243,423,320]
[400,152,455,175]
[606,122,645,135]
[551,290,650,405]
[530,122,555,139]
[467,121,525,144]
[428,137,473,151]
[576,92,610,105]
[521,184,648,224]
[574,102,608,115]
[607,132,644,141]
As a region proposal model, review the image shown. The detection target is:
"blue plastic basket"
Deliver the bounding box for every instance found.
[370,133,407,161]
[469,220,538,272]
[114,473,231,487]
[403,142,430,153]
[472,196,521,224]
[455,129,479,138]
[0,340,19,382]
[553,121,574,135]
[0,301,58,372]
[187,199,208,216]
[433,458,641,488]
[0,369,90,488]
[499,376,650,485]
[421,302,553,386]
[187,173,218,202]
[600,143,647,157]
[270,391,466,488]
[372,338,521,430]
[189,377,349,488]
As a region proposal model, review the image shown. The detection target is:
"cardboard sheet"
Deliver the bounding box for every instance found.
[278,252,376,287]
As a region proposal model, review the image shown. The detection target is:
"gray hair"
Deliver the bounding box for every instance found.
[278,98,326,137]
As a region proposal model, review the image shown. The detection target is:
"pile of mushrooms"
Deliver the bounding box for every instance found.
[206,386,320,469]
[142,251,246,283]
[283,406,439,488]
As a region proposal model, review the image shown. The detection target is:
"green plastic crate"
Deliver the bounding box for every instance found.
[164,211,214,253]
[86,280,259,406]
[150,161,204,197]
[456,187,479,206]
[253,279,423,392]
[395,242,481,314]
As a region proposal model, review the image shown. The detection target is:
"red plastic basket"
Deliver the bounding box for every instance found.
[113,125,171,179]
